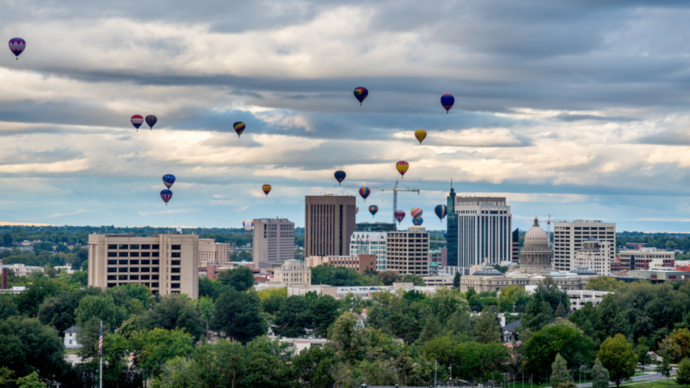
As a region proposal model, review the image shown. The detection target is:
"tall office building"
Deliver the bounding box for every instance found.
[350,231,388,270]
[553,220,615,272]
[512,228,520,263]
[446,187,458,269]
[386,226,430,276]
[253,218,295,268]
[88,234,199,298]
[450,196,512,275]
[355,223,396,232]
[305,195,356,257]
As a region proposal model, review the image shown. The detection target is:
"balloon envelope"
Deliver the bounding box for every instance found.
[334,170,346,185]
[145,115,157,129]
[396,161,409,177]
[162,174,176,189]
[369,205,378,217]
[160,189,173,205]
[262,184,272,196]
[8,38,25,58]
[412,217,424,226]
[435,204,448,221]
[441,94,455,113]
[394,210,406,224]
[234,122,246,137]
[131,115,144,130]
[414,129,427,145]
[353,87,368,105]
[355,206,359,215]
[243,219,254,232]
[411,207,423,219]
[359,187,371,201]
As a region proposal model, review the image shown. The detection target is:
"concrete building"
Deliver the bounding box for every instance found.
[423,274,454,287]
[386,226,430,276]
[618,248,675,270]
[567,289,611,311]
[305,195,356,258]
[198,239,232,266]
[574,238,611,276]
[305,254,376,274]
[350,231,388,270]
[512,228,520,263]
[272,259,312,286]
[88,234,199,298]
[355,223,396,232]
[253,218,295,268]
[520,216,553,273]
[448,196,512,275]
[63,326,82,349]
[553,220,615,272]
[0,263,44,277]
[278,338,329,353]
[618,268,690,283]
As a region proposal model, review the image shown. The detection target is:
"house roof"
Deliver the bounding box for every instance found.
[64,325,82,334]
[502,320,521,332]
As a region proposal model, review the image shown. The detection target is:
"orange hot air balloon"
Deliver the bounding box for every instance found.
[414,129,427,145]
[262,185,272,197]
[396,161,409,178]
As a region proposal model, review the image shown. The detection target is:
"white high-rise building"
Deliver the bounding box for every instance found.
[350,232,387,271]
[451,196,512,275]
[553,220,616,272]
[574,238,611,276]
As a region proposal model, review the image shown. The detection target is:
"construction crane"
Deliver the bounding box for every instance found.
[546,214,552,248]
[379,180,421,225]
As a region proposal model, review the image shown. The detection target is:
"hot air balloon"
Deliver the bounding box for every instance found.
[160,189,172,206]
[145,115,157,130]
[243,219,254,232]
[131,115,144,131]
[394,210,406,224]
[262,185,272,197]
[8,38,25,59]
[441,94,455,114]
[412,217,424,226]
[353,87,368,105]
[355,206,359,215]
[162,174,176,189]
[334,171,346,186]
[411,207,423,219]
[359,187,371,201]
[369,205,378,217]
[434,204,448,221]
[396,161,409,178]
[414,129,427,145]
[233,122,246,137]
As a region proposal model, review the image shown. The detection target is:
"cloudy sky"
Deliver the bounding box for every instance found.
[2,0,690,231]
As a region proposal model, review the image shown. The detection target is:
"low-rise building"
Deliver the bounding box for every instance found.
[350,232,388,271]
[0,263,44,277]
[64,326,82,349]
[278,338,329,353]
[272,259,311,286]
[423,274,454,287]
[567,289,611,311]
[618,248,675,270]
[502,320,520,343]
[305,254,376,274]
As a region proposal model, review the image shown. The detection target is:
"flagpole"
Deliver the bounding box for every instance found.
[99,320,103,388]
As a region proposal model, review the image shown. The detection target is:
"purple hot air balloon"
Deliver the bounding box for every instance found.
[8,38,26,59]
[145,115,157,130]
[394,210,405,224]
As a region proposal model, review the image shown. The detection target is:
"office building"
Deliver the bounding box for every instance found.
[272,259,312,286]
[446,187,458,269]
[512,228,520,263]
[553,220,615,272]
[198,239,232,266]
[253,218,295,268]
[305,195,356,257]
[355,222,396,232]
[88,234,199,298]
[448,196,512,275]
[617,248,675,270]
[350,231,388,270]
[306,254,376,274]
[0,263,44,277]
[386,226,430,276]
[573,238,611,276]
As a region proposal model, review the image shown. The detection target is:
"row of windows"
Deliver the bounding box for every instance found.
[108,274,159,281]
[108,244,160,250]
[108,267,160,273]
[108,259,159,265]
[108,282,159,288]
[108,252,160,257]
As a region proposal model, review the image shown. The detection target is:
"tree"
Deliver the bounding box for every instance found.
[597,334,638,388]
[596,296,630,341]
[586,277,625,292]
[523,323,596,379]
[453,272,461,289]
[550,354,570,388]
[0,317,66,382]
[192,339,246,388]
[659,328,690,363]
[329,311,368,362]
[131,328,195,381]
[273,295,309,338]
[522,292,554,331]
[536,276,569,312]
[311,264,369,286]
[0,295,19,319]
[401,273,425,286]
[217,266,256,292]
[16,372,46,388]
[475,307,502,344]
[377,270,401,286]
[75,294,129,358]
[555,302,568,318]
[305,295,341,337]
[658,357,672,384]
[3,232,13,247]
[592,358,611,388]
[150,357,200,388]
[677,358,690,387]
[290,345,337,388]
[211,289,266,343]
[498,285,531,312]
[144,294,204,340]
[569,301,600,342]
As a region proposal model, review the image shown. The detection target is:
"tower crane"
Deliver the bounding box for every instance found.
[379,180,421,225]
[546,214,552,248]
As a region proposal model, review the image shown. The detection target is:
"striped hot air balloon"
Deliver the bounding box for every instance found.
[356,206,359,215]
[162,174,176,189]
[411,207,423,220]
[160,190,173,205]
[369,205,378,217]
[435,205,448,221]
[234,122,246,137]
[262,184,272,197]
[359,187,371,201]
[131,115,144,131]
[8,38,25,59]
[145,115,157,130]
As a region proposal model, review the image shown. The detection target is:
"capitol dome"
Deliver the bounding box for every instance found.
[519,216,553,274]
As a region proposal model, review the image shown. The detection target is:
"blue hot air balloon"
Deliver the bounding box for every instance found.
[441,94,455,114]
[162,174,176,189]
[412,217,423,226]
[334,170,346,186]
[353,87,368,105]
[434,204,447,221]
[145,115,157,130]
[160,189,173,205]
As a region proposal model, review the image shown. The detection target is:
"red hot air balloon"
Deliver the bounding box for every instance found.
[131,115,144,132]
[160,190,173,206]
[394,210,405,224]
[262,185,272,197]
[359,187,371,202]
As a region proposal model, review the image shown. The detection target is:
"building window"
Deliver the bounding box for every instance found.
[107,275,116,280]
[108,252,117,257]
[119,259,128,265]
[171,245,181,250]
[141,267,150,273]
[171,268,180,273]
[108,268,116,273]
[152,252,160,257]
[130,252,140,257]
[152,245,159,249]
[130,260,139,265]
[119,244,128,249]
[152,275,159,280]
[119,268,128,273]
[119,275,127,280]
[152,260,160,265]
[107,283,116,288]
[108,245,117,250]
[141,259,150,265]
[141,275,150,280]
[171,260,181,265]
[118,252,127,257]
[171,283,181,289]
[108,260,117,265]
[152,283,159,288]
[130,267,139,273]
[130,275,139,280]
[141,252,150,257]
[171,275,180,281]
[130,244,139,249]
[152,267,159,272]
[142,244,151,249]
[171,252,181,258]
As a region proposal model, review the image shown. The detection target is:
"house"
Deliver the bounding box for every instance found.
[502,320,520,344]
[64,326,82,349]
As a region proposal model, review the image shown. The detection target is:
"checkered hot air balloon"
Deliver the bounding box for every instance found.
[131,115,144,131]
[8,38,25,59]
[160,190,173,206]
[145,115,157,130]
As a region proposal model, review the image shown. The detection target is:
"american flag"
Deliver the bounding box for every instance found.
[98,324,103,357]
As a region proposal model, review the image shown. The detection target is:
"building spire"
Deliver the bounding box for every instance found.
[534,215,539,227]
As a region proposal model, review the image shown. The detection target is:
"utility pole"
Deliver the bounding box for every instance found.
[434,359,438,388]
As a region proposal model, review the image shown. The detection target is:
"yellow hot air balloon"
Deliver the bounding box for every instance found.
[414,129,427,145]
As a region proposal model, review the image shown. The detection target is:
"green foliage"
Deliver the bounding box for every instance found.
[586,276,626,292]
[377,270,401,286]
[677,358,690,387]
[150,357,199,388]
[16,372,46,388]
[523,322,596,379]
[273,295,309,337]
[15,278,67,316]
[217,266,256,292]
[498,285,532,313]
[475,307,502,344]
[536,276,570,312]
[132,328,195,380]
[143,294,204,340]
[659,328,690,363]
[329,311,368,362]
[0,295,19,320]
[306,294,341,337]
[290,345,337,388]
[592,358,611,388]
[522,292,554,332]
[550,353,570,388]
[311,264,382,286]
[596,295,630,341]
[401,273,425,286]
[453,272,461,289]
[211,289,266,343]
[597,333,638,388]
[0,316,66,382]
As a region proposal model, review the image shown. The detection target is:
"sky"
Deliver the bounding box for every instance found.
[2,1,690,231]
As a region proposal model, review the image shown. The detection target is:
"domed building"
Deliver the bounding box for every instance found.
[519,216,553,274]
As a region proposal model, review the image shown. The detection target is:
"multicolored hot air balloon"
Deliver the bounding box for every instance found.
[131,115,144,131]
[334,170,346,186]
[8,38,25,59]
[434,205,448,221]
[411,207,423,219]
[394,210,406,224]
[414,129,427,145]
[353,87,368,105]
[145,115,157,130]
[233,122,246,137]
[359,187,371,201]
[412,217,424,226]
[262,185,272,197]
[369,205,378,217]
[162,174,176,189]
[441,94,455,114]
[396,161,409,178]
[160,189,173,206]
[356,206,359,215]
[243,219,254,232]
